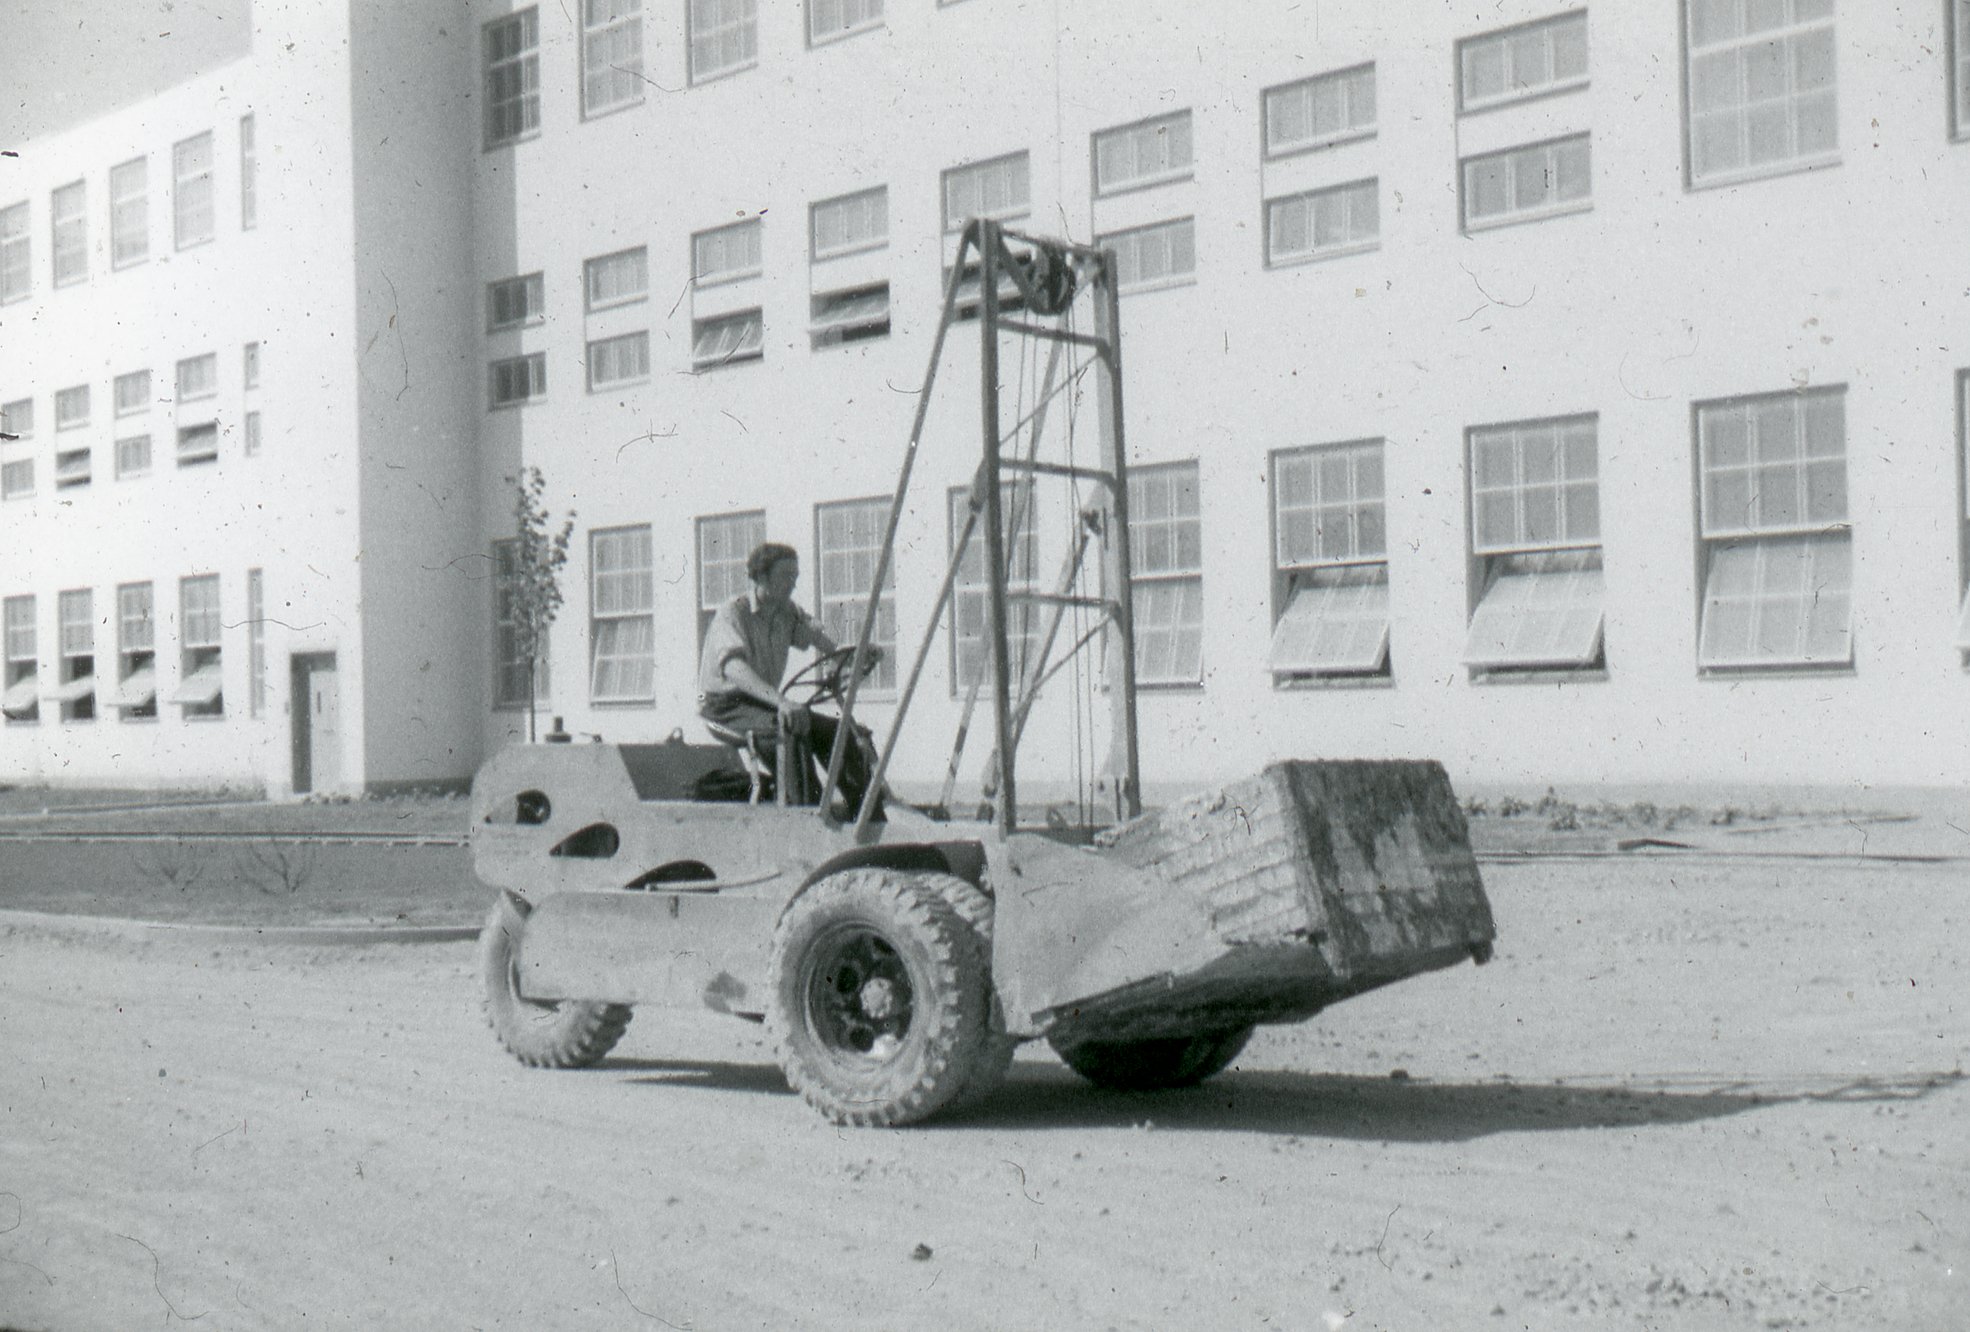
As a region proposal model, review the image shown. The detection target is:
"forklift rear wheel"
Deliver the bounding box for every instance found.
[479,892,633,1068]
[1048,1026,1254,1091]
[768,869,997,1126]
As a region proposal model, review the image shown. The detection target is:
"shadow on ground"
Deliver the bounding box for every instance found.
[606,1057,1964,1140]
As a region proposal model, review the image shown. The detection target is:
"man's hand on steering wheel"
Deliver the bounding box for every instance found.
[783,644,881,707]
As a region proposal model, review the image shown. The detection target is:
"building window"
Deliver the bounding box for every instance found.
[55,589,95,722]
[239,114,257,230]
[1,461,31,500]
[487,273,544,330]
[691,309,764,370]
[177,423,219,466]
[54,448,90,489]
[244,411,262,456]
[2,596,37,724]
[1959,372,1970,659]
[689,0,758,84]
[942,151,1031,233]
[1686,0,1836,186]
[0,201,28,303]
[948,483,1040,691]
[1696,386,1850,669]
[1098,217,1195,294]
[175,574,224,717]
[1956,0,1970,140]
[110,158,148,268]
[1465,415,1604,672]
[177,353,218,401]
[1129,462,1204,686]
[1092,110,1193,195]
[1462,134,1592,231]
[696,509,767,641]
[1264,63,1376,158]
[55,385,89,430]
[246,568,266,717]
[1,398,28,439]
[243,342,260,390]
[173,132,214,249]
[1265,178,1379,266]
[584,246,648,310]
[493,539,550,707]
[581,0,644,116]
[810,283,890,348]
[589,525,656,702]
[811,186,888,260]
[116,435,152,478]
[587,331,650,389]
[485,9,541,148]
[1268,440,1391,680]
[51,181,86,287]
[114,582,156,718]
[1458,11,1589,113]
[815,497,897,692]
[810,0,882,45]
[693,219,762,286]
[490,353,547,408]
[114,370,150,416]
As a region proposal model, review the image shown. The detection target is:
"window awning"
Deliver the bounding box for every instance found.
[1266,568,1389,675]
[1464,556,1605,670]
[108,667,157,708]
[810,286,890,334]
[168,661,224,705]
[1,677,37,717]
[43,674,96,703]
[1697,534,1852,669]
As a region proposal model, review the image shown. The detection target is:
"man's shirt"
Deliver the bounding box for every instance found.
[697,590,823,703]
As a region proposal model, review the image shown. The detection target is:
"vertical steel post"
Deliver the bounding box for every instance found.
[1090,244,1142,822]
[978,222,1017,836]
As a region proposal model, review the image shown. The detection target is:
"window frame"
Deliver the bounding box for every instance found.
[692,218,763,287]
[3,594,38,724]
[941,151,1032,234]
[1683,0,1839,190]
[1456,10,1590,115]
[586,329,652,391]
[946,482,1041,695]
[1262,62,1378,159]
[581,0,646,119]
[588,524,657,704]
[484,8,543,150]
[809,282,891,349]
[239,113,257,230]
[1268,439,1393,681]
[176,353,218,403]
[247,568,267,718]
[110,157,149,268]
[1091,109,1194,197]
[488,272,545,331]
[489,352,548,409]
[172,132,215,250]
[808,0,884,47]
[51,180,87,287]
[1264,177,1380,268]
[696,509,768,644]
[1692,384,1853,671]
[1127,461,1205,687]
[688,0,759,86]
[1096,216,1196,296]
[116,581,156,719]
[56,589,96,722]
[115,434,153,479]
[0,201,28,304]
[1,460,32,501]
[813,495,899,695]
[690,308,764,371]
[114,370,151,417]
[584,246,649,311]
[54,385,90,431]
[1461,132,1593,233]
[178,574,225,718]
[810,186,888,262]
[1955,0,1970,142]
[176,423,219,467]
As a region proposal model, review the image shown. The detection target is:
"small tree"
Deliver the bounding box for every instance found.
[508,466,575,742]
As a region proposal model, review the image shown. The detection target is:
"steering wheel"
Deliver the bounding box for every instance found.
[782,645,878,707]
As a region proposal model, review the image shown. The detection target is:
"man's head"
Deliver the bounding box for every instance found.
[747,542,800,604]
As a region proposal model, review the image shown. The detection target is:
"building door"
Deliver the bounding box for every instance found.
[290,653,341,793]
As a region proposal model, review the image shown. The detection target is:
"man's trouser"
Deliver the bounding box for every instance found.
[700,696,878,814]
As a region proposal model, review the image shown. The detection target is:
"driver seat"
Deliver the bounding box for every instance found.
[701,719,813,806]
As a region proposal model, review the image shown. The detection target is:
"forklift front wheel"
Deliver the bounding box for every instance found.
[1048,1026,1254,1092]
[768,869,996,1127]
[479,892,634,1069]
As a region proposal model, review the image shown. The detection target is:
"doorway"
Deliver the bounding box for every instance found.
[290,653,341,794]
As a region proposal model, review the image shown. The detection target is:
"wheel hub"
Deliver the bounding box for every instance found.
[808,927,916,1061]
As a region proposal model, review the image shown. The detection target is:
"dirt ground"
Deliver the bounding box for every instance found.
[1,853,1963,1331]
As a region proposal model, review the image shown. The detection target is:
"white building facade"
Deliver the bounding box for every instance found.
[5,1,1970,797]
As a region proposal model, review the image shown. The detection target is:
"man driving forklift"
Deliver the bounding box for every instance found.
[697,541,881,815]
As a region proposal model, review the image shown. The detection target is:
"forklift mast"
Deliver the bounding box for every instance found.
[822,219,1142,838]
